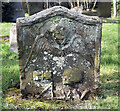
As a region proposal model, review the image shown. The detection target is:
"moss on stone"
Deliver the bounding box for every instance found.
[63,68,82,85]
[49,17,62,22]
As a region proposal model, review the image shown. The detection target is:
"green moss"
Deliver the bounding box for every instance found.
[4,95,55,109]
[49,16,62,22]
[3,88,67,109]
[4,96,21,104]
[4,96,66,109]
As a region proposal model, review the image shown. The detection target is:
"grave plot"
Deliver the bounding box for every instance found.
[17,6,102,101]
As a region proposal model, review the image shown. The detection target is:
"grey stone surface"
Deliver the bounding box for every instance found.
[17,6,102,101]
[9,23,18,53]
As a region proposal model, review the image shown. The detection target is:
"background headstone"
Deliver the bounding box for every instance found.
[97,2,111,17]
[17,6,102,101]
[27,2,44,16]
[11,2,25,22]
[2,2,25,22]
[9,23,18,53]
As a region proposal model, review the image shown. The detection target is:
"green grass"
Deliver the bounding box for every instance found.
[1,42,19,91]
[0,20,119,109]
[95,22,119,109]
[0,23,12,36]
[101,23,118,66]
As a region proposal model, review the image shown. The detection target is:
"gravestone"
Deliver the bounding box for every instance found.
[26,2,44,16]
[97,2,111,18]
[17,6,102,101]
[2,2,25,22]
[11,2,25,22]
[9,23,18,53]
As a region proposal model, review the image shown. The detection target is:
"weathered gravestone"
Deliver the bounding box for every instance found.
[17,6,102,101]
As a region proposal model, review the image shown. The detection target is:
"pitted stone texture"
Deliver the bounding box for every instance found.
[17,6,102,100]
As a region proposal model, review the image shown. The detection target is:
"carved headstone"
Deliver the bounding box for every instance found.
[17,6,102,101]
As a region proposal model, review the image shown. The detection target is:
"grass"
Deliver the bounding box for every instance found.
[1,42,19,92]
[0,23,11,36]
[0,19,119,109]
[101,23,118,66]
[96,21,119,109]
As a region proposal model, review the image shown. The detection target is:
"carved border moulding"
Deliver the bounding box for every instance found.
[17,6,102,101]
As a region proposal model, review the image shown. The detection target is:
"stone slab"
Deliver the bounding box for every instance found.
[9,23,18,53]
[17,6,102,101]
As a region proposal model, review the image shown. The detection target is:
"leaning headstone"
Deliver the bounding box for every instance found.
[17,6,102,101]
[9,23,18,53]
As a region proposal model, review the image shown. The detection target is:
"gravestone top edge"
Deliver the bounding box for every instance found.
[16,6,102,25]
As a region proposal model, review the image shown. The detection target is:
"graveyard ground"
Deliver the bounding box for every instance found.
[0,18,119,109]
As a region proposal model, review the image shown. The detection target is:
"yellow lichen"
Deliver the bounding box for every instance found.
[33,71,51,80]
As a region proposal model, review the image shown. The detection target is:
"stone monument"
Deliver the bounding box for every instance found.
[17,6,102,101]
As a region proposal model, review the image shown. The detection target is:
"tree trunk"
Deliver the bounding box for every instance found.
[26,0,30,15]
[113,0,117,17]
[77,0,79,8]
